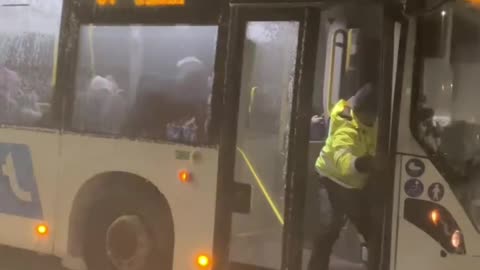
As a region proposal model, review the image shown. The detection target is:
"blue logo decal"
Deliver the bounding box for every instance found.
[0,143,43,219]
[404,179,424,198]
[405,158,425,178]
[428,182,444,202]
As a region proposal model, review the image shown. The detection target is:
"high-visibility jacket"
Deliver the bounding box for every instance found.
[315,99,377,189]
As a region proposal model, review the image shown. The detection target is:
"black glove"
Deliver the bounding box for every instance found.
[355,155,374,173]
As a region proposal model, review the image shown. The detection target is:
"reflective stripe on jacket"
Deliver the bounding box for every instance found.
[315,99,377,189]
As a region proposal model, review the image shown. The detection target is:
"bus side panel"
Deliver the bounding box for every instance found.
[0,128,59,254]
[53,135,219,270]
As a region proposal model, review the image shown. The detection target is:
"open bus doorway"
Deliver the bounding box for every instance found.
[224,1,393,269]
[303,3,383,270]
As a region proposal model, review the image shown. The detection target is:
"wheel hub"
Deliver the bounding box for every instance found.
[106,215,151,270]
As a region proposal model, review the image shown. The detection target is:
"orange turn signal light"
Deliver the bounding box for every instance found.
[430,209,440,225]
[36,224,48,236]
[197,254,210,268]
[178,169,191,183]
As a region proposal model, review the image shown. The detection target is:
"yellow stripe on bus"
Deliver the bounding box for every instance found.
[236,147,284,225]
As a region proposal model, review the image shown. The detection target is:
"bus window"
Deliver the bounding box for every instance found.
[412,2,480,230]
[0,1,63,127]
[72,25,218,145]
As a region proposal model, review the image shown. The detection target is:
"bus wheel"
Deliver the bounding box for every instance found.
[83,192,172,270]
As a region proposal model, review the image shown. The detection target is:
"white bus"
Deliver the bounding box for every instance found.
[1,0,480,270]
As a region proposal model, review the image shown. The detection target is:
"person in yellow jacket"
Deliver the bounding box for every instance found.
[308,84,378,270]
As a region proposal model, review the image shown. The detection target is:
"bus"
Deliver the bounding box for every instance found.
[0,0,480,270]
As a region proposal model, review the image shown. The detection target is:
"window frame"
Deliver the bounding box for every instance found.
[56,0,226,146]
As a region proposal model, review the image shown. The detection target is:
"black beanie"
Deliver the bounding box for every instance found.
[352,83,377,115]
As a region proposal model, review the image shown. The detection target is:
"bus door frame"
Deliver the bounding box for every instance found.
[219,3,320,270]
[220,1,407,270]
[372,4,408,270]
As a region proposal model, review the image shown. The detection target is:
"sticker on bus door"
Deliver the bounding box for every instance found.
[0,143,43,219]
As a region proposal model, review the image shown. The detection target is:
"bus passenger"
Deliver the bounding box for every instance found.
[129,56,211,143]
[308,84,378,270]
[0,65,22,123]
[169,56,211,143]
[17,88,42,124]
[82,75,126,133]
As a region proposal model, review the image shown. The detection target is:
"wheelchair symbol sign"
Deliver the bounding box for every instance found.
[0,143,43,219]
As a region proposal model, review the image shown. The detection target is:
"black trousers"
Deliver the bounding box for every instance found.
[308,177,380,270]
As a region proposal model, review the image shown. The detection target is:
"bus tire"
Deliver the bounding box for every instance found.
[83,189,173,270]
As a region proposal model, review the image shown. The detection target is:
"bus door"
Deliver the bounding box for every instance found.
[224,5,316,270]
[225,2,391,270]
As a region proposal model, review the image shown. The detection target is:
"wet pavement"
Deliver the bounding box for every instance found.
[0,246,65,270]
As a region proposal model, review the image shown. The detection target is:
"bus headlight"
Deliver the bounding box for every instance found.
[451,230,463,249]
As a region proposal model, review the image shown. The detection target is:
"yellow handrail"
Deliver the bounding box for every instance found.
[88,24,96,76]
[51,35,59,87]
[345,29,354,72]
[248,86,257,116]
[236,147,284,225]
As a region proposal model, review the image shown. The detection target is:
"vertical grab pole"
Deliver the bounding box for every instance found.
[326,29,347,114]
